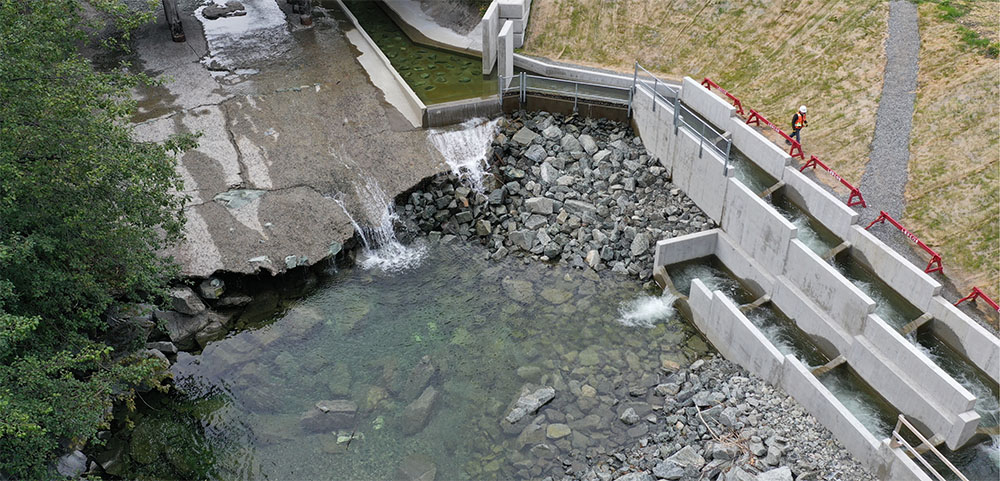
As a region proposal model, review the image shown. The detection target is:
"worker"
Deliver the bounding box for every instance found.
[788,105,807,145]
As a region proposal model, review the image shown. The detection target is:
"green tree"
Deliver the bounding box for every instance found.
[0,0,195,477]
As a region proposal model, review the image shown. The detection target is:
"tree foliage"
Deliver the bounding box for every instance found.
[0,0,194,477]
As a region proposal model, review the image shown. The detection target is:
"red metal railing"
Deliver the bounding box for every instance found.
[954,287,1000,312]
[745,109,804,160]
[865,211,943,274]
[701,78,745,115]
[800,156,867,208]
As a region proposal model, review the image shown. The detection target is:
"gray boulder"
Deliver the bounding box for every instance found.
[504,386,556,424]
[564,200,598,221]
[619,407,640,425]
[198,277,225,299]
[300,400,357,433]
[401,386,439,435]
[56,450,88,478]
[579,134,598,154]
[525,197,554,215]
[512,127,539,146]
[155,310,215,350]
[542,124,563,139]
[666,445,705,469]
[560,133,582,152]
[169,286,206,315]
[630,232,651,257]
[525,144,547,163]
[613,472,654,481]
[757,466,793,481]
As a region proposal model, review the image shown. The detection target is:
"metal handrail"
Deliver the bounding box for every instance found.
[498,73,632,113]
[523,74,632,94]
[889,414,969,481]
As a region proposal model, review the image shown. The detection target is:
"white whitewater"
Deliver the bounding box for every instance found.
[616,293,678,328]
[334,176,426,272]
[428,117,501,193]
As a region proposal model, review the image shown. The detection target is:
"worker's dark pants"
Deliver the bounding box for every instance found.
[790,128,801,143]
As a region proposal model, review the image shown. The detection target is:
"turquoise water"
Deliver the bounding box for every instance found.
[117,242,709,480]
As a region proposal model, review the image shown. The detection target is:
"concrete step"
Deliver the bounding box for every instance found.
[810,355,846,377]
[821,240,850,262]
[739,294,771,313]
[899,313,934,337]
[758,180,785,198]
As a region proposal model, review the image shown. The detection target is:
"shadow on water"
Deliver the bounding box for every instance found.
[118,242,711,480]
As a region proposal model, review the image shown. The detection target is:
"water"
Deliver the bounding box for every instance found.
[334,176,426,272]
[834,255,922,329]
[667,257,756,305]
[342,1,498,104]
[907,329,1000,479]
[117,243,710,480]
[616,293,679,328]
[770,194,840,257]
[744,306,829,369]
[819,365,896,439]
[428,117,501,193]
[728,149,777,196]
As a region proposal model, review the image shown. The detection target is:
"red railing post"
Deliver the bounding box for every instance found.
[799,156,867,208]
[701,78,745,115]
[865,211,943,274]
[955,287,1000,312]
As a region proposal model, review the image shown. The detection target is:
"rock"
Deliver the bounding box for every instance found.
[630,232,650,258]
[516,365,542,382]
[654,383,680,396]
[542,125,563,139]
[540,162,560,183]
[475,219,492,236]
[525,144,548,162]
[396,454,437,481]
[195,320,227,348]
[202,1,246,19]
[504,386,556,423]
[502,278,535,303]
[585,249,600,268]
[155,310,215,350]
[488,187,506,205]
[563,200,598,221]
[556,174,576,186]
[300,400,357,433]
[579,134,598,154]
[525,197,554,215]
[763,445,781,466]
[400,356,436,401]
[217,293,252,307]
[613,472,654,481]
[146,341,178,356]
[401,387,439,435]
[707,442,738,460]
[512,127,539,146]
[725,467,757,481]
[652,461,684,480]
[619,407,640,425]
[56,450,88,477]
[540,288,572,305]
[198,278,225,299]
[756,466,793,481]
[509,230,537,251]
[593,149,612,163]
[524,214,548,230]
[560,133,582,152]
[169,286,206,315]
[546,423,571,439]
[666,445,704,470]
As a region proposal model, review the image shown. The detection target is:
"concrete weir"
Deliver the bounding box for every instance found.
[637,77,999,479]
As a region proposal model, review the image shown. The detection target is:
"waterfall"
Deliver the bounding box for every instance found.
[334,176,426,272]
[615,293,678,328]
[428,117,501,193]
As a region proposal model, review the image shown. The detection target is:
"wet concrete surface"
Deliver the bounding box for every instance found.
[131,0,449,277]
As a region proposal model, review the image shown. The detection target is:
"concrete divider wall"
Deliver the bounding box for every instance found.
[480,2,498,74]
[679,77,736,132]
[728,120,791,180]
[498,21,513,84]
[783,240,876,333]
[714,231,775,298]
[771,277,853,358]
[688,278,714,329]
[781,166,858,239]
[847,226,942,311]
[877,441,935,481]
[721,178,797,276]
[861,314,977,414]
[926,297,1000,384]
[845,336,978,449]
[706,291,786,385]
[668,124,731,221]
[653,230,717,269]
[630,85,678,176]
[424,98,501,127]
[513,54,637,89]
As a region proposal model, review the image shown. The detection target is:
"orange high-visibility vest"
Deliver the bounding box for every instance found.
[793,113,806,129]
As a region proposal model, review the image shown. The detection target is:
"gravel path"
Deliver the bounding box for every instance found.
[858,0,920,250]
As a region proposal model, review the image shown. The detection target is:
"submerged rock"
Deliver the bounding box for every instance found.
[396,454,437,481]
[401,387,439,435]
[300,400,357,433]
[504,386,556,424]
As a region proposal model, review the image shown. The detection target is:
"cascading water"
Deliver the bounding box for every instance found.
[819,367,894,439]
[428,117,501,193]
[773,203,832,256]
[668,262,754,304]
[334,175,426,272]
[616,293,679,328]
[744,307,828,369]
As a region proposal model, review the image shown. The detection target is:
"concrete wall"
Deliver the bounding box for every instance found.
[480,2,498,74]
[630,85,679,176]
[653,230,717,269]
[678,77,735,133]
[513,54,639,89]
[847,226,942,311]
[781,166,858,239]
[714,231,775,298]
[729,120,791,181]
[927,297,1000,384]
[783,240,876,334]
[669,125,731,222]
[771,277,853,358]
[498,21,513,86]
[425,97,501,127]
[722,179,797,276]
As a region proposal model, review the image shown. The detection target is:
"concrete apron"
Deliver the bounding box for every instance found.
[637,79,998,478]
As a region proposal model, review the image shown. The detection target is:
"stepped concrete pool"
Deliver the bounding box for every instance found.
[117,242,709,480]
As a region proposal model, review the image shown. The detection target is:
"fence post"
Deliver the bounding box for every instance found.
[497,75,503,109]
[673,98,680,135]
[652,78,658,112]
[628,62,638,117]
[519,71,526,108]
[723,133,732,175]
[574,82,579,113]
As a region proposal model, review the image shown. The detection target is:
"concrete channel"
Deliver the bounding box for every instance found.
[338,2,998,478]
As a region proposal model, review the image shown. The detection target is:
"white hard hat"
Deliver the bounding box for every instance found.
[799,105,807,113]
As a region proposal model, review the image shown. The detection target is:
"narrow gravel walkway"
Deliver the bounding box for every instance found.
[859,1,920,245]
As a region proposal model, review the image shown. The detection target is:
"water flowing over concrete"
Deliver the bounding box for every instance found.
[428,117,501,193]
[335,176,427,272]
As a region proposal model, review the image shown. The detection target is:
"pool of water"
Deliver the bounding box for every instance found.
[729,148,777,196]
[744,305,830,369]
[666,257,757,305]
[116,242,710,480]
[341,1,497,104]
[818,365,897,439]
[770,193,841,257]
[834,254,923,330]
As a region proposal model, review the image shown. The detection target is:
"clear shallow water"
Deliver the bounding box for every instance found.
[667,257,756,305]
[728,149,777,196]
[744,306,829,369]
[118,243,709,480]
[819,366,896,439]
[342,1,497,104]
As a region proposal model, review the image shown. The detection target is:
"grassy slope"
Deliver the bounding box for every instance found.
[523,0,887,186]
[907,2,999,299]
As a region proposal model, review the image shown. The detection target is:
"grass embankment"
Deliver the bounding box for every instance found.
[523,0,887,186]
[907,1,998,300]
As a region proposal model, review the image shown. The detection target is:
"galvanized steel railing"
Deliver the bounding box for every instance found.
[889,414,969,481]
[498,72,632,113]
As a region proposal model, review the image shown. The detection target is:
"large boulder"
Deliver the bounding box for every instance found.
[504,386,555,424]
[560,133,582,152]
[512,127,539,146]
[55,450,88,478]
[169,286,206,315]
[299,400,357,433]
[399,356,437,401]
[154,310,216,350]
[395,454,437,481]
[401,387,439,435]
[525,197,554,215]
